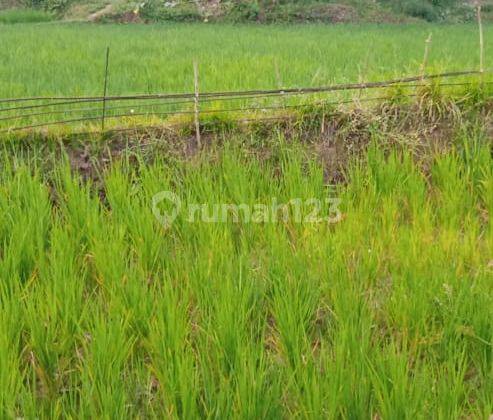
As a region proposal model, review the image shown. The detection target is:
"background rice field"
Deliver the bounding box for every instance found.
[1,22,492,133]
[0,23,491,98]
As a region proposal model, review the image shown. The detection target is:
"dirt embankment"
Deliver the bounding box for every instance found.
[5,98,492,187]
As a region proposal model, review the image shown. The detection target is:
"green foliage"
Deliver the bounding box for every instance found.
[227,1,261,22]
[382,0,463,21]
[21,0,70,13]
[137,0,202,22]
[0,0,477,22]
[402,0,439,21]
[0,23,490,99]
[0,7,52,22]
[0,132,491,417]
[150,0,467,23]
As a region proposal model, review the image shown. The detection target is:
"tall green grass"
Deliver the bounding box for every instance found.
[0,132,491,417]
[0,23,490,98]
[1,22,491,132]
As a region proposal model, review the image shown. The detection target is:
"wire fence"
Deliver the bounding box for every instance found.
[0,69,489,135]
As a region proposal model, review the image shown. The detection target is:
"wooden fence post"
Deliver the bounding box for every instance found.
[101,47,110,133]
[477,4,484,79]
[193,61,201,148]
[420,33,432,81]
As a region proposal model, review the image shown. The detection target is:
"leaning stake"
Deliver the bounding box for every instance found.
[420,33,433,81]
[477,4,485,80]
[101,47,110,133]
[193,61,201,148]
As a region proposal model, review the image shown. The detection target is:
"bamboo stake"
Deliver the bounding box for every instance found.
[274,59,283,89]
[420,33,432,81]
[193,61,201,148]
[101,47,110,133]
[477,4,485,78]
[274,59,286,109]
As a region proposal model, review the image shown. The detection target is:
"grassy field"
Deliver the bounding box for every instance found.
[0,23,490,99]
[0,130,492,417]
[0,22,491,133]
[0,20,492,418]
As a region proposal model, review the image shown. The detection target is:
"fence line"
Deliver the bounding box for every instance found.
[101,47,110,132]
[0,70,490,134]
[0,95,416,133]
[0,70,485,118]
[0,69,482,106]
[0,81,477,121]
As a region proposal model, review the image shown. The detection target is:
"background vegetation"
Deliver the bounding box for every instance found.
[0,7,52,22]
[0,0,487,23]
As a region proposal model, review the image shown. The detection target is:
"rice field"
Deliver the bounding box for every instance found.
[0,130,492,417]
[0,22,491,98]
[1,22,492,133]
[0,20,492,419]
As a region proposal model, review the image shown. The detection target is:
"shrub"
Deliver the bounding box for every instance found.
[0,7,53,22]
[402,0,439,21]
[381,0,464,21]
[227,1,261,22]
[139,1,202,22]
[21,0,70,13]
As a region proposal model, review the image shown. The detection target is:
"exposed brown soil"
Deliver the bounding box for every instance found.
[6,100,492,188]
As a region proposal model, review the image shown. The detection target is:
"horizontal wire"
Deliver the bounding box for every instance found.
[0,79,481,124]
[0,92,279,114]
[0,69,482,111]
[0,94,418,133]
[0,91,318,122]
[1,72,490,133]
[0,98,196,122]
[0,93,365,122]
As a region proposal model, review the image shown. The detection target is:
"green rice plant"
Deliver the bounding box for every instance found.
[0,22,490,132]
[0,23,489,99]
[0,130,491,417]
